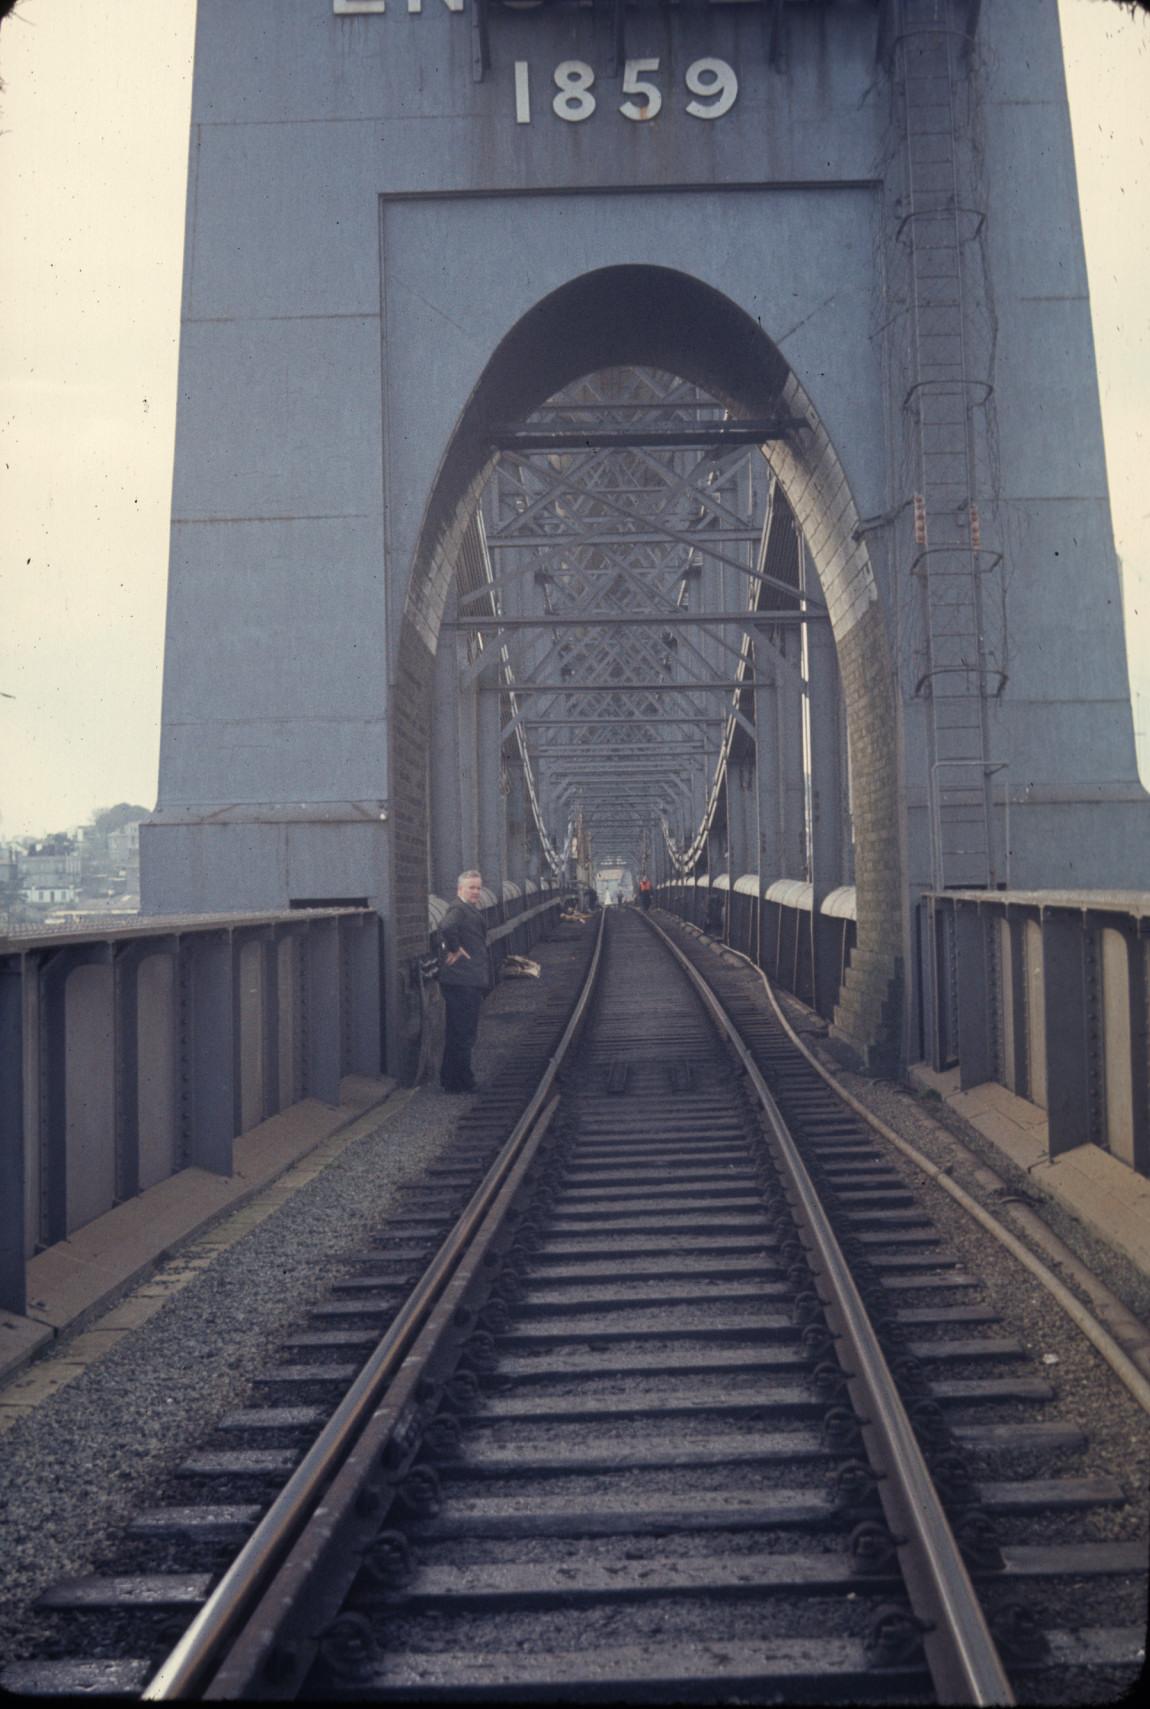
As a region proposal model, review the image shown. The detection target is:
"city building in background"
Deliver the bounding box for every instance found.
[0,807,144,931]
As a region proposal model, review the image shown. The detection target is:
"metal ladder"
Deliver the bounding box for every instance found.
[895,0,1000,889]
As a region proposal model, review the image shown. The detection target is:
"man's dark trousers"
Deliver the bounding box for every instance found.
[441,984,485,1090]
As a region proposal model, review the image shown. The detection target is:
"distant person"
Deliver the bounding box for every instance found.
[438,869,492,1093]
[639,877,653,912]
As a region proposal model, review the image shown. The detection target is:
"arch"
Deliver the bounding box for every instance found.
[393,265,903,1070]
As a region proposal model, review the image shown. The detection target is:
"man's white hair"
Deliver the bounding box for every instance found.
[457,869,483,889]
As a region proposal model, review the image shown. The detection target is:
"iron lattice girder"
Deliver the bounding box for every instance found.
[553,756,702,772]
[564,783,678,794]
[560,812,679,826]
[502,700,723,740]
[577,805,677,816]
[521,715,726,726]
[490,420,806,452]
[489,680,755,693]
[545,731,708,744]
[488,449,809,606]
[563,812,676,827]
[548,767,707,786]
[540,752,712,766]
[539,710,712,734]
[558,799,688,818]
[500,683,753,733]
[478,368,792,860]
[485,529,761,548]
[523,398,742,418]
[445,611,824,630]
[492,430,758,542]
[549,761,705,774]
[562,777,680,788]
[466,539,753,609]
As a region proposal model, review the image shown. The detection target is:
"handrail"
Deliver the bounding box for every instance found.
[0,905,367,952]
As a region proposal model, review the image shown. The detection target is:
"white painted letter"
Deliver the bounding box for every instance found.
[685,58,738,120]
[514,62,532,125]
[553,61,596,123]
[621,59,662,122]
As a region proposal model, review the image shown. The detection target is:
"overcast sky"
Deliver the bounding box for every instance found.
[0,0,1147,839]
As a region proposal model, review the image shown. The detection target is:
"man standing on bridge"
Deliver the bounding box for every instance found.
[438,869,492,1093]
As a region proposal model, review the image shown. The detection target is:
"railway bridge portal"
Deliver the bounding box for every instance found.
[142,0,1147,1078]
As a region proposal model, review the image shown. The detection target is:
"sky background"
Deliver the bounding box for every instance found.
[0,0,1147,840]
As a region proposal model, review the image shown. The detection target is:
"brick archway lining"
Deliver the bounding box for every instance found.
[391,268,903,1074]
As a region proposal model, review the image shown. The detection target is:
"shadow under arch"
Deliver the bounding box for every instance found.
[394,265,904,1073]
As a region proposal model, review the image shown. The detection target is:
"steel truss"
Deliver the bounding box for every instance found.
[463,366,798,878]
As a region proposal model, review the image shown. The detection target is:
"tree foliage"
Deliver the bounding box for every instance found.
[91,803,150,834]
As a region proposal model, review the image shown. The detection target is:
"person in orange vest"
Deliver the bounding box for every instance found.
[639,877,653,912]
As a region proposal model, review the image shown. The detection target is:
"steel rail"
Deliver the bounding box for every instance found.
[640,912,1015,1707]
[727,937,1150,1413]
[143,908,607,1701]
[201,1089,565,1698]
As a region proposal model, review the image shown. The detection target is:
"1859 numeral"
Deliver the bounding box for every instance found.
[513,58,739,126]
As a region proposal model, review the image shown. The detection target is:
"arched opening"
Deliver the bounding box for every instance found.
[392,266,903,1074]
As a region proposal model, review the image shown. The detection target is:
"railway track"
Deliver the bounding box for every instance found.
[5,910,1146,1702]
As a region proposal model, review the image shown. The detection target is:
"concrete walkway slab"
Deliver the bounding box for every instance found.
[0,1315,53,1388]
[909,1063,1150,1281]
